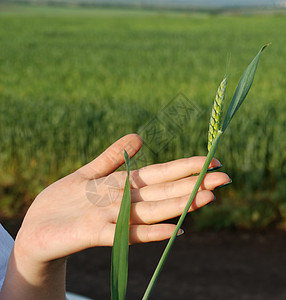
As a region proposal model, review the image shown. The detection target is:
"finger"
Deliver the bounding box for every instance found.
[129,224,178,244]
[130,190,214,225]
[77,134,142,179]
[92,224,179,246]
[131,172,230,202]
[130,156,221,188]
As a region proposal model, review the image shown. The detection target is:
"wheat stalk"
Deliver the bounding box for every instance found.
[109,45,269,300]
[208,77,227,151]
[142,44,269,300]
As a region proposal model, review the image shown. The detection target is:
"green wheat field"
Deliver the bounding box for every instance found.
[1,3,286,229]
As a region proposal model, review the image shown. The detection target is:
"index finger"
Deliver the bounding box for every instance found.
[130,156,221,188]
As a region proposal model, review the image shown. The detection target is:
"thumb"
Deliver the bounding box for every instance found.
[77,134,142,179]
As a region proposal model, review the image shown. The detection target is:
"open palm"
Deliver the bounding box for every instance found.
[15,134,230,263]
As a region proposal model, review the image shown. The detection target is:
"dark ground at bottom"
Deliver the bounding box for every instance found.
[63,230,286,300]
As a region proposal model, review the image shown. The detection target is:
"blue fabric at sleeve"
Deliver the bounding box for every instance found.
[0,224,14,291]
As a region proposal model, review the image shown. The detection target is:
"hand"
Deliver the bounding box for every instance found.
[14,133,230,263]
[1,134,230,300]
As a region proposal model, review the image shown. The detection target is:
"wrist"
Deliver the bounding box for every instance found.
[15,242,67,285]
[0,242,67,300]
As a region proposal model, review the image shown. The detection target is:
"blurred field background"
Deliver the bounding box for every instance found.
[0,2,286,230]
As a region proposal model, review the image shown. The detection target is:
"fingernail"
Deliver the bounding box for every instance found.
[215,178,232,190]
[208,165,222,172]
[177,228,184,237]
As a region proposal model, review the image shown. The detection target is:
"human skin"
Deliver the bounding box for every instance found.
[0,134,231,300]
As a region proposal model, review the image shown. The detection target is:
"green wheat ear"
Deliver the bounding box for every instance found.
[207,77,227,152]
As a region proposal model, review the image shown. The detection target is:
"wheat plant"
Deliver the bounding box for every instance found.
[111,44,269,300]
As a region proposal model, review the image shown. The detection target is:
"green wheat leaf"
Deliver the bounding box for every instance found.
[221,44,270,132]
[111,150,131,300]
[208,77,227,151]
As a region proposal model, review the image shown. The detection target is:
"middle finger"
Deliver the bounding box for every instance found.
[131,172,230,202]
